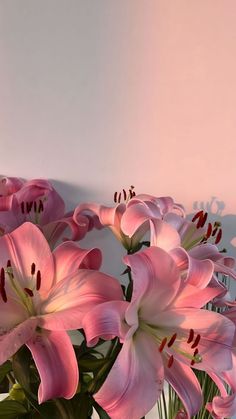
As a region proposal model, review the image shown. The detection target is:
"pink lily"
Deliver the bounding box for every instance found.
[74,193,184,251]
[83,247,234,419]
[0,175,24,211]
[0,177,90,247]
[0,222,123,403]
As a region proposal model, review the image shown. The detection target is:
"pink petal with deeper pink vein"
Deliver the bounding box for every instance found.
[82,300,129,346]
[0,223,55,295]
[40,270,123,330]
[150,219,181,249]
[150,308,234,373]
[124,247,181,316]
[121,202,161,237]
[27,330,78,403]
[0,318,38,364]
[94,331,164,419]
[164,356,203,418]
[53,241,102,283]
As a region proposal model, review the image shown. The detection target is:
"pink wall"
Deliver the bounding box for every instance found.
[1,1,236,246]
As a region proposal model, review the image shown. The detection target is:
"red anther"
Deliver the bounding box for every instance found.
[38,200,44,212]
[192,210,204,222]
[167,333,177,348]
[193,348,199,356]
[159,337,167,352]
[26,201,33,213]
[123,189,127,201]
[114,192,118,203]
[215,228,222,245]
[199,212,208,228]
[191,333,201,349]
[118,192,121,203]
[20,202,25,214]
[206,223,212,239]
[130,185,135,189]
[190,359,195,366]
[167,355,174,368]
[36,270,41,290]
[24,288,34,297]
[33,201,37,212]
[187,328,194,344]
[212,227,218,237]
[31,263,36,276]
[0,286,7,303]
[132,191,136,197]
[7,260,11,268]
[0,267,5,287]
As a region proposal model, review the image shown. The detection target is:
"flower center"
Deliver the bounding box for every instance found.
[0,260,42,316]
[20,198,45,224]
[139,321,203,368]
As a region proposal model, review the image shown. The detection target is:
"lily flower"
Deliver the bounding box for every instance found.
[0,177,90,247]
[74,192,184,251]
[82,247,234,419]
[0,222,123,403]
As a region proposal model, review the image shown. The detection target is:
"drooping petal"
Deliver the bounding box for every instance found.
[0,223,55,295]
[39,270,123,330]
[82,300,129,346]
[53,241,102,283]
[164,357,203,418]
[27,330,78,403]
[94,331,164,419]
[0,317,38,364]
[173,283,222,309]
[124,247,181,322]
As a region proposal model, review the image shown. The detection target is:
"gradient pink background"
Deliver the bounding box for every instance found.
[1,2,236,417]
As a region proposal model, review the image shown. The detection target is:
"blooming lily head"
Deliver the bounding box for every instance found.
[83,247,234,419]
[74,190,184,251]
[0,222,123,403]
[0,177,90,247]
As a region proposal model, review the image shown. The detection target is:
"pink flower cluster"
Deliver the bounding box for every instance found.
[0,177,236,419]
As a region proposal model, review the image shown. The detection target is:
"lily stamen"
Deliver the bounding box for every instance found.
[36,270,41,291]
[159,337,167,352]
[24,287,34,297]
[31,263,36,276]
[167,355,174,368]
[167,333,177,347]
[191,333,201,349]
[187,328,194,344]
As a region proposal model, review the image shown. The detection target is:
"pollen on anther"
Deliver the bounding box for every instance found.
[36,270,41,290]
[114,192,118,203]
[31,263,36,276]
[38,200,44,212]
[167,333,177,348]
[215,228,222,245]
[33,201,37,212]
[191,333,201,349]
[118,192,121,203]
[167,355,174,368]
[0,267,5,287]
[187,328,194,344]
[200,212,208,228]
[0,286,7,303]
[20,202,25,214]
[123,189,127,201]
[192,210,203,223]
[159,337,167,352]
[24,288,34,297]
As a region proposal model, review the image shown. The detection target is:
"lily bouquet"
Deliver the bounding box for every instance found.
[0,176,236,419]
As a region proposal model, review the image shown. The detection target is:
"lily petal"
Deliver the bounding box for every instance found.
[95,331,164,419]
[53,241,102,283]
[150,219,181,250]
[40,270,123,330]
[164,357,203,418]
[0,317,38,364]
[27,330,78,403]
[0,223,55,295]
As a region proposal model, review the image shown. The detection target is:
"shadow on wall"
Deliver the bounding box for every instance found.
[189,196,236,258]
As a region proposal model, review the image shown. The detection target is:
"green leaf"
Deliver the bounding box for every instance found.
[0,361,12,384]
[93,400,110,419]
[12,347,38,400]
[0,400,27,418]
